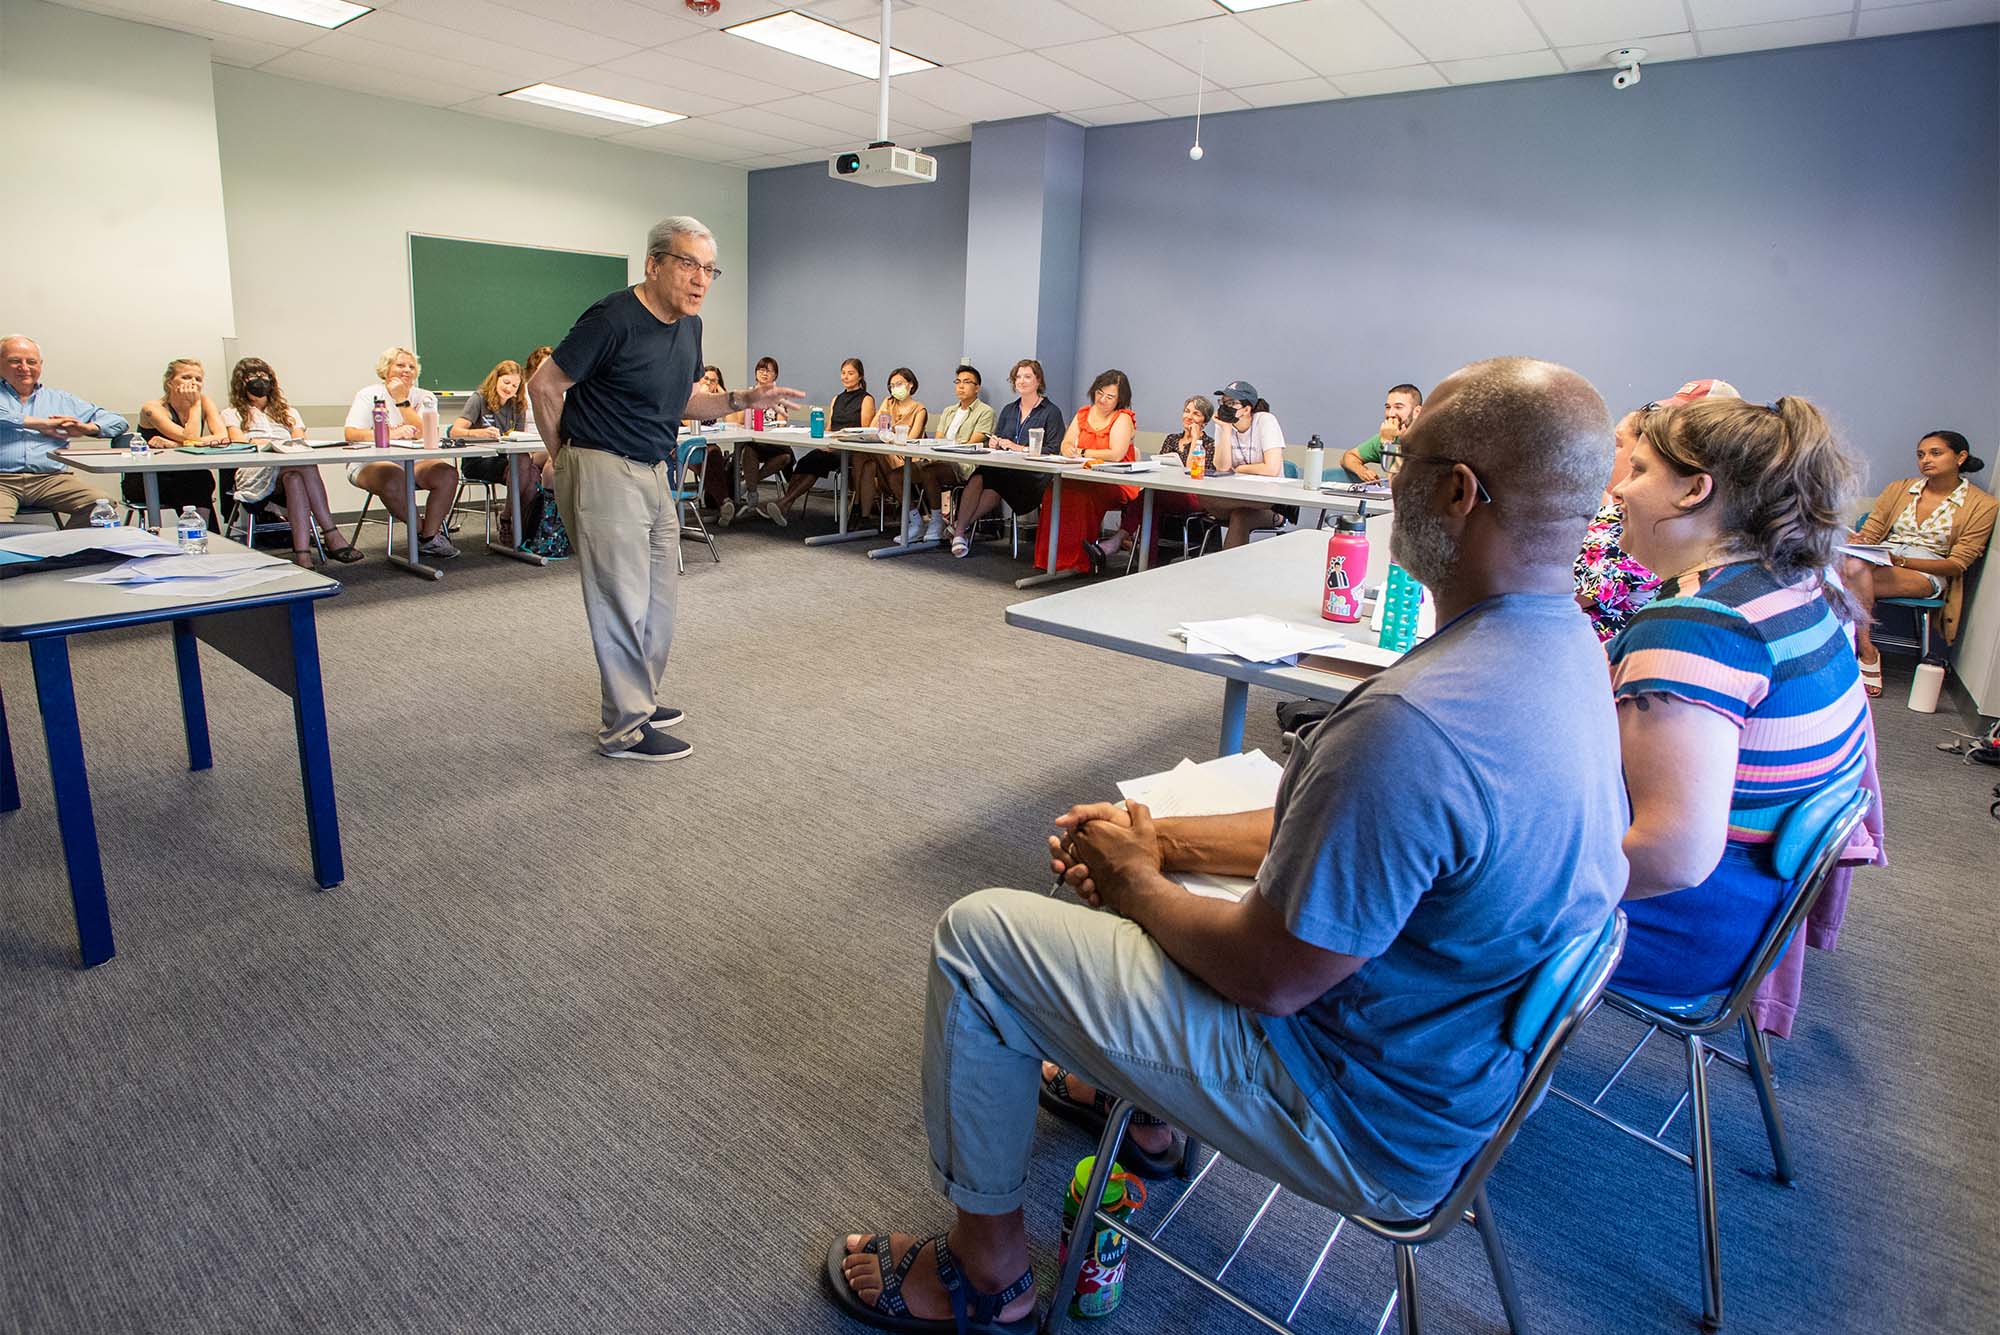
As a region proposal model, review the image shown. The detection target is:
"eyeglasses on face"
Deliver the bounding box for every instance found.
[1378,446,1494,504]
[659,251,724,280]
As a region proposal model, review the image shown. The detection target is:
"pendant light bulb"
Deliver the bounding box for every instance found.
[1189,38,1206,163]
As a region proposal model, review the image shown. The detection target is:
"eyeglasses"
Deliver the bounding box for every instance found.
[1378,446,1494,504]
[658,251,724,280]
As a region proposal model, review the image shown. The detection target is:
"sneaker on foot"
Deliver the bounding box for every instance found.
[718,499,738,527]
[420,532,460,558]
[602,727,692,762]
[923,513,944,543]
[758,500,789,528]
[901,509,925,544]
[650,705,686,728]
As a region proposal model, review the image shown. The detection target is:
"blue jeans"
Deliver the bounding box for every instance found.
[923,889,1422,1220]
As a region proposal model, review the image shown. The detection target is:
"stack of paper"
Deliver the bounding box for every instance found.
[68,549,298,597]
[1115,750,1285,901]
[0,527,182,559]
[1176,615,1345,663]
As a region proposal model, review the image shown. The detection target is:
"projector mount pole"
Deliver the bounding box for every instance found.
[876,0,892,145]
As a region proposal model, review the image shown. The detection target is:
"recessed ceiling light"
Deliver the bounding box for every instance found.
[1214,0,1310,12]
[724,11,936,79]
[214,0,371,29]
[502,83,686,128]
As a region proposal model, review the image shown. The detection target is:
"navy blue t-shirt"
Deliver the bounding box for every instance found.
[994,396,1066,448]
[1254,593,1627,1211]
[551,287,702,465]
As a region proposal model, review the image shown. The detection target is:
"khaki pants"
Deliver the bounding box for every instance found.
[554,445,680,752]
[0,470,104,525]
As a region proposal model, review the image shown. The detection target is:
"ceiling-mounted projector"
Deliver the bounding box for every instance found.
[829,142,936,187]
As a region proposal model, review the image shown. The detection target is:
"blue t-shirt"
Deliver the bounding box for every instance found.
[994,396,1065,448]
[551,287,702,465]
[1254,593,1628,1210]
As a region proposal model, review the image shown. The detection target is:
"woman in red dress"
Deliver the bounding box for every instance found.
[1035,368,1139,575]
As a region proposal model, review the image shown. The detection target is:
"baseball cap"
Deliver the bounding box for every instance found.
[1214,379,1259,404]
[1655,378,1740,408]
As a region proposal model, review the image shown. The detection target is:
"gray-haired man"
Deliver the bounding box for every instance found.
[528,216,801,762]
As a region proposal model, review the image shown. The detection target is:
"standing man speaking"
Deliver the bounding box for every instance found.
[529,216,800,762]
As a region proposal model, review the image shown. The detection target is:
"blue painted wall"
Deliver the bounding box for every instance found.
[747,142,971,413]
[750,28,1998,490]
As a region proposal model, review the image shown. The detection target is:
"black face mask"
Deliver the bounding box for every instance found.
[1218,399,1247,426]
[244,378,272,398]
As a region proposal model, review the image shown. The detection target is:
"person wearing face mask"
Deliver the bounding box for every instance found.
[948,359,1063,559]
[774,357,875,521]
[721,356,796,527]
[343,345,459,558]
[451,359,535,543]
[131,357,229,521]
[856,367,926,532]
[1340,384,1425,484]
[1574,379,1741,644]
[1198,379,1288,551]
[223,357,362,568]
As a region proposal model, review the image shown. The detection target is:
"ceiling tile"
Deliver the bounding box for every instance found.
[839,6,1023,63]
[647,0,792,29]
[1040,34,1195,101]
[1855,0,2000,35]
[1687,0,1853,25]
[65,0,318,45]
[453,91,645,136]
[1145,87,1249,118]
[820,80,961,129]
[1058,0,1221,30]
[659,28,873,93]
[300,29,527,92]
[913,0,1114,46]
[1697,13,1858,54]
[957,50,1122,112]
[893,66,1057,119]
[1132,15,1319,86]
[1436,48,1565,84]
[1516,0,1690,48]
[803,0,886,21]
[489,0,705,48]
[1233,76,1343,108]
[379,0,639,67]
[1235,0,1424,76]
[758,91,943,139]
[1554,31,1699,69]
[260,48,489,106]
[1365,0,1547,61]
[337,11,557,83]
[1330,63,1450,96]
[604,127,752,161]
[703,104,836,146]
[207,34,293,67]
[552,67,741,117]
[1066,101,1160,126]
[595,46,792,106]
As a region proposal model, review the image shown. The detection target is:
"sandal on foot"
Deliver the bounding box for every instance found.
[325,544,366,564]
[823,1233,1035,1335]
[1858,654,1883,698]
[1038,1066,1182,1179]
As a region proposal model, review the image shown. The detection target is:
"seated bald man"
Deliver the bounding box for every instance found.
[0,335,128,526]
[823,358,1630,1333]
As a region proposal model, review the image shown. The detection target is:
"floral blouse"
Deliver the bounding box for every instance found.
[1575,501,1663,644]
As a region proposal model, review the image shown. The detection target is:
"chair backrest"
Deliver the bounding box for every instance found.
[673,434,708,490]
[1364,911,1627,1243]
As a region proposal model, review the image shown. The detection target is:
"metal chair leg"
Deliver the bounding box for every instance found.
[1739,1017,1796,1184]
[1394,1244,1422,1335]
[1685,1035,1725,1330]
[1041,1103,1135,1335]
[1471,1186,1528,1334]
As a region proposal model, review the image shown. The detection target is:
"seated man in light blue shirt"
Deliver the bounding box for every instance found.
[824,358,1630,1333]
[0,335,127,525]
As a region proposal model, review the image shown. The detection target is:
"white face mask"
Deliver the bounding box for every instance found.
[890,385,910,401]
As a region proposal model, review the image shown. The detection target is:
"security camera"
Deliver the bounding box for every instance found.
[1608,47,1646,91]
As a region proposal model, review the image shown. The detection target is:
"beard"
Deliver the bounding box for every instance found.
[1389,469,1461,590]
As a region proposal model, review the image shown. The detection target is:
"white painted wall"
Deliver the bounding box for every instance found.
[3,0,236,416]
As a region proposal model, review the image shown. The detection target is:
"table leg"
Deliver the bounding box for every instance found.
[28,638,114,968]
[385,459,443,580]
[286,601,343,889]
[171,618,213,771]
[0,686,18,813]
[1015,472,1077,589]
[869,453,940,558]
[143,472,161,531]
[1137,490,1157,571]
[805,449,874,547]
[1219,678,1249,756]
[485,450,545,566]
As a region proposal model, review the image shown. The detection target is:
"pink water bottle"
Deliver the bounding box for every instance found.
[750,406,766,431]
[371,397,390,449]
[1322,514,1368,622]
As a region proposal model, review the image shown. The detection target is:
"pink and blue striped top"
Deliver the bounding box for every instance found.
[1609,561,1869,846]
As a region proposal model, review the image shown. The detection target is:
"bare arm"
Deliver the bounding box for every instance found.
[527,359,576,463]
[1058,418,1083,457]
[1340,447,1379,482]
[1156,810,1274,876]
[1619,694,1739,899]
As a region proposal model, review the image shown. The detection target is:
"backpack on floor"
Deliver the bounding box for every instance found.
[524,486,571,560]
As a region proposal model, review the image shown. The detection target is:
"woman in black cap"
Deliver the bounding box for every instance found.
[1199,378,1287,549]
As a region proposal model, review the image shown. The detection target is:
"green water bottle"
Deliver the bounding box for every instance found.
[1058,1156,1147,1319]
[1379,563,1423,653]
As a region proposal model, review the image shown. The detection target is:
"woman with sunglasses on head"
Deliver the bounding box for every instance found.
[1605,396,1870,996]
[223,357,362,568]
[1843,430,1994,696]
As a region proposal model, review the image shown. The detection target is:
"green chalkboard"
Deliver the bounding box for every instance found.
[408,234,629,392]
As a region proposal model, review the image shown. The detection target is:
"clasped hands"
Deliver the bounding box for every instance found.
[1048,801,1165,914]
[30,415,100,440]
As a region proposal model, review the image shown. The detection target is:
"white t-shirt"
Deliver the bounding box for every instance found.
[222,404,305,441]
[1216,411,1286,470]
[344,383,438,432]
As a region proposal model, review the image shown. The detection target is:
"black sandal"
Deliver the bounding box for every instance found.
[824,1232,1035,1335]
[325,544,366,564]
[1038,1066,1182,1179]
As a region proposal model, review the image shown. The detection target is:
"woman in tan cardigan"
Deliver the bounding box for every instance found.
[1845,430,1995,694]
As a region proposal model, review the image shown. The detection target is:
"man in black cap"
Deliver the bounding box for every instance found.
[1200,378,1289,548]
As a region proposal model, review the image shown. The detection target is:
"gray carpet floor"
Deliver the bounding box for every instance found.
[3,509,1996,1335]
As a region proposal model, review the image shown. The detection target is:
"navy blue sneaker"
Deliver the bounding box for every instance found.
[651,705,686,728]
[603,727,692,762]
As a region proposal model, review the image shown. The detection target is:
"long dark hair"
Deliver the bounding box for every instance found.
[229,357,294,429]
[841,357,867,394]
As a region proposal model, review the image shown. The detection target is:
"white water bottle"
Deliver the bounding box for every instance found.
[88,498,118,528]
[1908,662,1945,713]
[177,505,208,555]
[1304,434,1325,489]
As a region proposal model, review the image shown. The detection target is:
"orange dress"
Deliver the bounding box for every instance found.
[1034,407,1140,574]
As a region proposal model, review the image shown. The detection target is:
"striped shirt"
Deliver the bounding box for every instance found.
[1609,561,1867,845]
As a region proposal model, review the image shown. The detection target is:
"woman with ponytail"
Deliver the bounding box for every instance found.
[1844,431,1995,694]
[1603,396,1872,993]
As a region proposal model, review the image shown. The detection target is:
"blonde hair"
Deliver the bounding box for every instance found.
[1643,396,1860,613]
[375,346,421,381]
[162,357,203,392]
